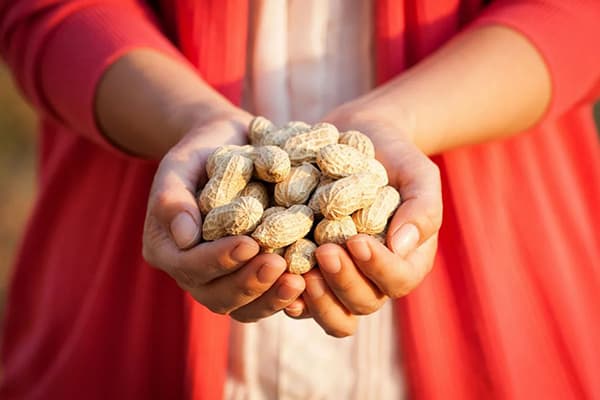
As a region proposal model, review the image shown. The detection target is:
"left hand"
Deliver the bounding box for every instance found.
[285,105,442,337]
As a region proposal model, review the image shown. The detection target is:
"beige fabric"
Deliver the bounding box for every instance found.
[227,1,405,399]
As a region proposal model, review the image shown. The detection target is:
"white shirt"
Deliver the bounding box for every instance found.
[225,2,405,399]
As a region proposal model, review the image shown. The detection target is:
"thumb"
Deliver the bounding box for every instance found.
[148,153,209,250]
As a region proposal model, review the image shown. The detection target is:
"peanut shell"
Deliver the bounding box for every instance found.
[198,154,254,214]
[252,205,314,249]
[352,186,401,234]
[285,238,317,274]
[253,145,291,183]
[240,182,270,209]
[202,196,263,241]
[283,122,339,165]
[318,173,380,220]
[339,130,375,158]
[314,216,358,246]
[317,143,367,179]
[274,163,320,207]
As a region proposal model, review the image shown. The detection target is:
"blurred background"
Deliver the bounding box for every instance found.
[0,62,599,339]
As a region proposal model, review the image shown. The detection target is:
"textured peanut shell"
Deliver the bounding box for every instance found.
[198,154,254,214]
[274,163,320,207]
[262,206,286,220]
[262,247,286,256]
[318,173,380,220]
[307,180,333,215]
[251,205,314,249]
[202,196,264,241]
[254,121,310,147]
[316,143,367,179]
[339,130,375,158]
[283,122,339,165]
[206,145,255,179]
[363,158,388,187]
[314,216,358,246]
[240,182,270,209]
[352,186,401,234]
[248,116,276,145]
[253,145,291,183]
[285,238,317,274]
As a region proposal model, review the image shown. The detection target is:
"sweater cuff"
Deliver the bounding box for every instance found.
[469,2,600,121]
[40,3,184,152]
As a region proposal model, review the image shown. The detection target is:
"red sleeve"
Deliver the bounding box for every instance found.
[0,0,183,147]
[470,0,600,120]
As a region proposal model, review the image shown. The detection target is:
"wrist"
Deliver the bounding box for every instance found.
[324,94,417,145]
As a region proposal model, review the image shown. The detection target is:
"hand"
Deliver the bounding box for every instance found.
[143,115,305,322]
[285,106,442,337]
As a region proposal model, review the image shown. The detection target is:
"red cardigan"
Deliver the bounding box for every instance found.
[1,1,600,399]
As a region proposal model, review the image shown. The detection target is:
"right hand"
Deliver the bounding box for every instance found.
[142,115,305,322]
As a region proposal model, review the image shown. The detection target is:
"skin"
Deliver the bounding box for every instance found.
[96,25,551,335]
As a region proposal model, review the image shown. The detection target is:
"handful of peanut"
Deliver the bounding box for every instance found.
[197,116,401,274]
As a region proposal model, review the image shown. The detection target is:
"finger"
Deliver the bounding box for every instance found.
[315,244,386,315]
[147,148,212,250]
[147,120,249,250]
[284,298,312,319]
[159,236,260,289]
[302,270,357,338]
[193,253,287,314]
[346,234,435,299]
[386,148,442,256]
[229,273,305,323]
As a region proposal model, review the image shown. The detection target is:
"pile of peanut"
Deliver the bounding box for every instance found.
[197,116,401,274]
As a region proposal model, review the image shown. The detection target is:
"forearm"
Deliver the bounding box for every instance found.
[96,49,250,159]
[355,25,551,155]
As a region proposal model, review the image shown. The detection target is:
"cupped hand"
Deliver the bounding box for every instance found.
[143,115,305,322]
[286,107,442,337]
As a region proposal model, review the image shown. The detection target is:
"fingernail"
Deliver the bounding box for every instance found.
[347,238,371,262]
[257,263,282,284]
[277,282,299,301]
[170,212,199,249]
[391,224,420,255]
[306,278,326,299]
[230,241,258,263]
[316,250,341,274]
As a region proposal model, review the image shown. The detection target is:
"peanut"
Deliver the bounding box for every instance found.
[318,173,380,220]
[352,186,401,234]
[240,181,270,209]
[202,196,264,241]
[262,206,286,220]
[262,246,287,256]
[198,154,254,214]
[283,122,339,165]
[363,158,388,187]
[248,116,276,145]
[274,163,320,207]
[314,216,358,246]
[316,143,367,179]
[206,145,255,179]
[307,178,334,216]
[252,205,314,249]
[339,130,375,158]
[285,238,317,274]
[253,145,291,183]
[254,121,310,147]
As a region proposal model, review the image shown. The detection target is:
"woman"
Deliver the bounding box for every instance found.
[1,0,599,399]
